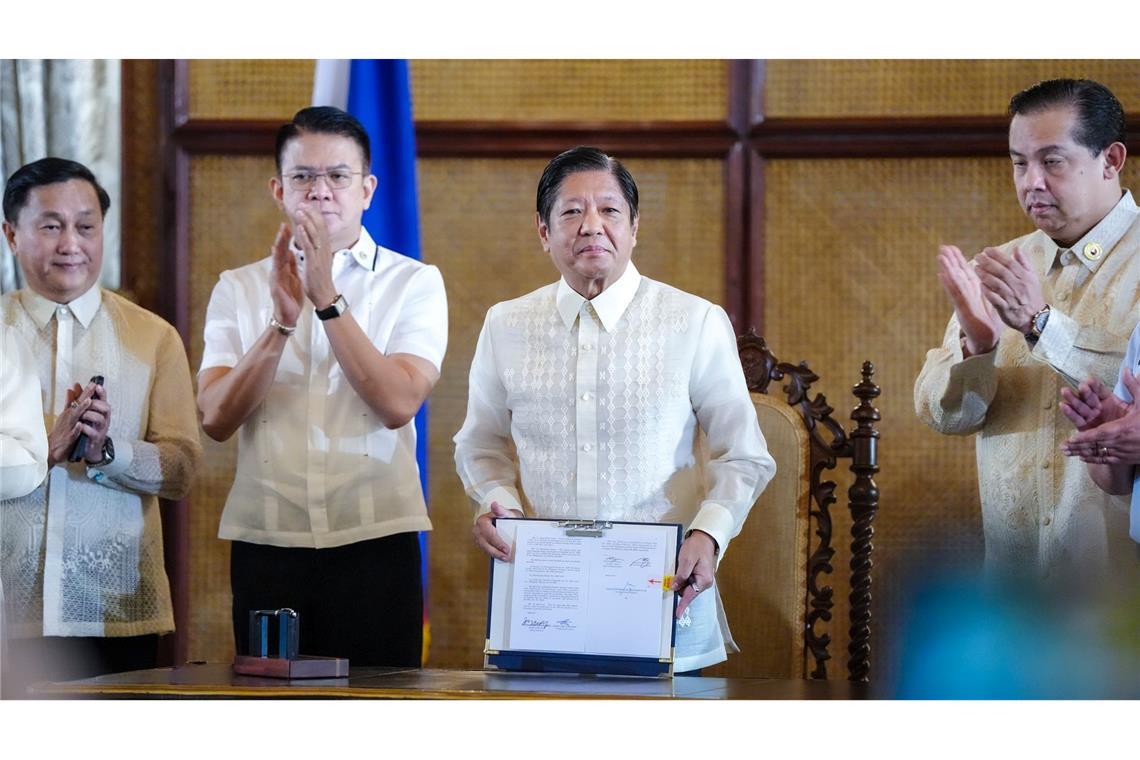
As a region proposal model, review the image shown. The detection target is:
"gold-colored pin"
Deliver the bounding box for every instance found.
[1083,242,1103,261]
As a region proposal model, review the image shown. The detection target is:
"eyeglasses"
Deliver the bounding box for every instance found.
[282,169,362,190]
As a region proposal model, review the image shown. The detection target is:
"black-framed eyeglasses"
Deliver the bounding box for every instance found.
[282,170,362,190]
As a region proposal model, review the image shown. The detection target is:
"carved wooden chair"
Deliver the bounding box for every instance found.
[706,330,880,682]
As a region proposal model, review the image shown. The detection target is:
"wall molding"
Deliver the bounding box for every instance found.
[166,115,1015,159]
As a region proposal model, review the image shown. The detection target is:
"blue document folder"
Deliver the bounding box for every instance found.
[484,518,682,677]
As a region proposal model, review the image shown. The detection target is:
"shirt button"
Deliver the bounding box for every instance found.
[582,443,592,452]
[581,343,593,351]
[581,392,592,401]
[1043,516,1052,526]
[1042,461,1050,469]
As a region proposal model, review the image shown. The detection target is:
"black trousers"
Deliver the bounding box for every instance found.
[230,532,423,667]
[2,634,158,699]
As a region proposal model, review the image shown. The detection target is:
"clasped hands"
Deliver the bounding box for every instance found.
[47,379,111,467]
[473,501,717,620]
[937,244,1046,357]
[269,205,339,329]
[1061,370,1140,465]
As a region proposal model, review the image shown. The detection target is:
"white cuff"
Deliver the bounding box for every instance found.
[473,485,524,523]
[688,501,735,559]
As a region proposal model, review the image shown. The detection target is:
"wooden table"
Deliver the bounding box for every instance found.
[31,663,868,699]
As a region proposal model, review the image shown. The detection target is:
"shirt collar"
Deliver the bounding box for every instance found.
[289,226,381,274]
[21,283,102,329]
[1048,190,1138,272]
[555,263,642,332]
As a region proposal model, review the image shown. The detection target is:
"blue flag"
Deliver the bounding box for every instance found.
[315,59,431,659]
[344,60,429,498]
[348,61,422,266]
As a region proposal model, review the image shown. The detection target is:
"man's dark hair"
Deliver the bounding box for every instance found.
[536,146,639,226]
[275,106,371,173]
[3,157,111,223]
[1009,78,1127,156]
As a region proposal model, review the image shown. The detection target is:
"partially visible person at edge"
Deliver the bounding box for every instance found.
[1059,314,1140,550]
[1,157,201,697]
[916,78,1140,589]
[0,327,51,696]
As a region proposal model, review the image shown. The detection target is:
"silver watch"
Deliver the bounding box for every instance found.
[1026,305,1051,343]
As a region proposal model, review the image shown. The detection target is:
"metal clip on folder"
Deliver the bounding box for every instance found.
[557,519,614,537]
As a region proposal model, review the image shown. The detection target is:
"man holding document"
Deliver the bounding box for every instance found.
[454,147,775,672]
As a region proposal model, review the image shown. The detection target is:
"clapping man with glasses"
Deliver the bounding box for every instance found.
[197,107,447,666]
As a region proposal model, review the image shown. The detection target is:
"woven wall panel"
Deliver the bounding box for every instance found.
[187,60,313,120]
[421,157,725,668]
[186,155,283,663]
[766,60,1140,118]
[411,60,727,121]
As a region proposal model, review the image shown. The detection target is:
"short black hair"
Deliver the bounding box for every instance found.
[536,146,639,227]
[3,157,111,223]
[1009,78,1126,156]
[275,106,371,173]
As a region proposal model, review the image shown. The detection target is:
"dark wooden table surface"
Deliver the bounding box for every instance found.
[30,662,869,699]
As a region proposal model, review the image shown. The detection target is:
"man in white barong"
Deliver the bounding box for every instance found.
[454,146,776,673]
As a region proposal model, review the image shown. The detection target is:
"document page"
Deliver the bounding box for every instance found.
[584,534,669,656]
[506,521,671,657]
[507,521,589,653]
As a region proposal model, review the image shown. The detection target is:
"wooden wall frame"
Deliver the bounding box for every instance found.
[137,59,1019,335]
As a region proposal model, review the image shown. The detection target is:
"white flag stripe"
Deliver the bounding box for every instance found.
[311,59,350,109]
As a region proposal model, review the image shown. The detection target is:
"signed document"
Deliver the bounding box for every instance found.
[488,519,679,662]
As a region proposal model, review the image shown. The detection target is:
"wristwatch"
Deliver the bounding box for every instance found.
[85,437,115,482]
[1025,304,1051,344]
[316,294,348,321]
